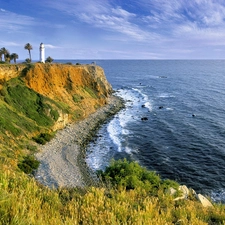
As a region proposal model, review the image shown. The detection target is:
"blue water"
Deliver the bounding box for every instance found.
[59,60,225,202]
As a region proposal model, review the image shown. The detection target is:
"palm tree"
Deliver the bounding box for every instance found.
[0,47,9,62]
[5,53,11,63]
[24,43,33,62]
[11,53,19,64]
[0,49,3,61]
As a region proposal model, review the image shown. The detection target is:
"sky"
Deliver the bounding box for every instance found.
[1,0,225,60]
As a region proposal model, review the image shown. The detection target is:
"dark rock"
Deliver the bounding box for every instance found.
[141,117,148,121]
[159,106,163,109]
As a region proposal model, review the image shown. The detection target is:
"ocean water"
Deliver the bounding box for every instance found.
[59,60,225,202]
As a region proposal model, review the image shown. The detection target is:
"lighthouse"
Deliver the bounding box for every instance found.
[39,43,45,63]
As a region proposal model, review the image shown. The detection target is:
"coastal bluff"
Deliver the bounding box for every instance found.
[23,63,113,130]
[0,63,117,145]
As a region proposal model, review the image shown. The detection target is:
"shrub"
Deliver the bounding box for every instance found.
[50,109,59,121]
[97,159,179,195]
[98,159,161,191]
[84,86,97,98]
[18,155,40,174]
[26,144,38,152]
[33,132,54,145]
[72,94,83,103]
[45,56,54,63]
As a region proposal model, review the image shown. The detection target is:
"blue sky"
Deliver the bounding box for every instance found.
[1,0,225,60]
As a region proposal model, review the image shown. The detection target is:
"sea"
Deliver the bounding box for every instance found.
[57,60,225,203]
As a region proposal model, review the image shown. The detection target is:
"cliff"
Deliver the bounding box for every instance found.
[24,63,113,130]
[0,63,113,145]
[0,64,26,89]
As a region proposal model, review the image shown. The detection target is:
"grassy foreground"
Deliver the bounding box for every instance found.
[1,160,225,224]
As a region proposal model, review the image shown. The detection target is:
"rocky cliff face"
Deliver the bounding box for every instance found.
[0,65,26,89]
[23,63,113,129]
[24,64,112,107]
[0,63,113,135]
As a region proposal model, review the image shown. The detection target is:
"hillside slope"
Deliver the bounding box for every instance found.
[0,63,113,162]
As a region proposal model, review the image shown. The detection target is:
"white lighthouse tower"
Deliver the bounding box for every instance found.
[39,43,45,63]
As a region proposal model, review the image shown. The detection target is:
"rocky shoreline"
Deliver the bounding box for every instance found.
[35,95,124,188]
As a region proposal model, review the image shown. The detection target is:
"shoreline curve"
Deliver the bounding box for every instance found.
[35,95,124,188]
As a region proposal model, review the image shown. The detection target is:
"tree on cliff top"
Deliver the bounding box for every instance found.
[24,43,33,62]
[11,53,19,64]
[45,56,53,63]
[0,49,3,61]
[5,53,11,63]
[0,47,9,62]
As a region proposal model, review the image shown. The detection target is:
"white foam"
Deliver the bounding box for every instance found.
[158,93,175,98]
[108,88,149,152]
[145,102,153,111]
[87,87,152,170]
[211,189,225,203]
[107,119,123,152]
[89,87,152,155]
[125,146,132,154]
[166,107,174,111]
[132,88,153,111]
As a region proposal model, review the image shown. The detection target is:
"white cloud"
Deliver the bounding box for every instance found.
[4,0,225,59]
[0,9,36,31]
[45,44,61,49]
[111,7,136,18]
[46,0,157,41]
[0,40,20,47]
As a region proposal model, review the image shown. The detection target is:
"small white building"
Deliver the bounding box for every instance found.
[39,43,45,63]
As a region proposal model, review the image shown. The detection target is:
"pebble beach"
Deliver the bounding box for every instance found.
[35,95,124,188]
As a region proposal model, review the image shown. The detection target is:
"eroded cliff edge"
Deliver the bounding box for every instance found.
[24,63,113,130]
[0,63,117,151]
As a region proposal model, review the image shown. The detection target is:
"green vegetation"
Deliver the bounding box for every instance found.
[33,132,55,145]
[98,159,179,193]
[72,94,84,103]
[84,86,98,98]
[45,56,54,63]
[24,43,33,62]
[0,76,66,138]
[10,53,19,64]
[1,160,225,224]
[18,155,40,174]
[0,47,19,64]
[3,79,53,127]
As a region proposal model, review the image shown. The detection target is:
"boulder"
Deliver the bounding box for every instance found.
[197,194,213,208]
[174,185,189,201]
[167,187,177,196]
[168,185,214,208]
